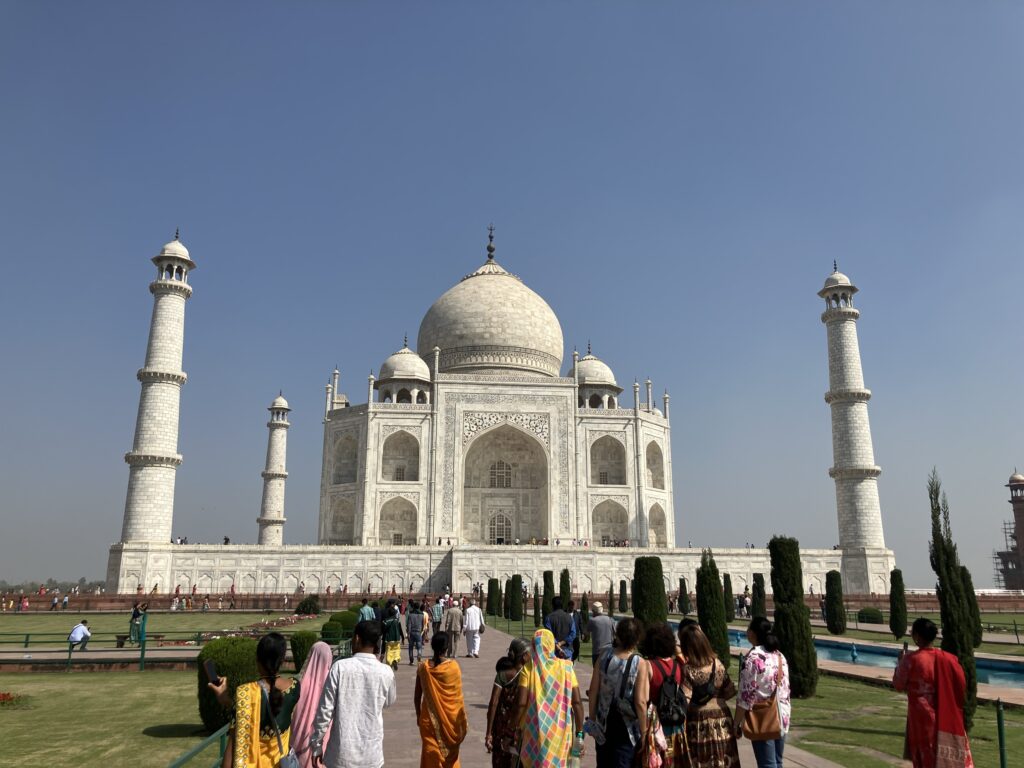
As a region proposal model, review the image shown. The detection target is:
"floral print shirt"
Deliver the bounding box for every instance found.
[737,647,791,735]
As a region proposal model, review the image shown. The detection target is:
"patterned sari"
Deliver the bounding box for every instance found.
[232,679,300,768]
[491,667,525,768]
[518,629,578,768]
[417,658,469,768]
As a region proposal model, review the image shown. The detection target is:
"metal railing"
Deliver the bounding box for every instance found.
[166,724,229,768]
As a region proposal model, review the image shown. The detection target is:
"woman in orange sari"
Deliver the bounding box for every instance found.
[893,618,974,768]
[415,631,468,768]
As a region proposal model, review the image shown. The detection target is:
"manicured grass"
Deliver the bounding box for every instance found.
[484,615,595,660]
[0,611,315,649]
[789,675,1024,768]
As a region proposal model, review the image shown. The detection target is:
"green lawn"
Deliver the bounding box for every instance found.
[789,675,1023,768]
[805,626,1024,658]
[483,614,595,660]
[0,611,315,649]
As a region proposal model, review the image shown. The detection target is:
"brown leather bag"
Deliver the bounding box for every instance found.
[741,652,783,741]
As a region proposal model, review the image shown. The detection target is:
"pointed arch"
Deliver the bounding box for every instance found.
[649,503,667,548]
[646,442,665,489]
[593,499,629,545]
[591,435,626,485]
[332,434,358,485]
[381,430,420,481]
[379,496,417,545]
[329,496,356,545]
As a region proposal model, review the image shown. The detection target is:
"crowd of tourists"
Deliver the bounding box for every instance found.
[203,601,972,768]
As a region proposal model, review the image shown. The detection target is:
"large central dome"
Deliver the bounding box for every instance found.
[417,237,564,377]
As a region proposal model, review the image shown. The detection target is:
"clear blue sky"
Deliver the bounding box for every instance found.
[2,3,1022,588]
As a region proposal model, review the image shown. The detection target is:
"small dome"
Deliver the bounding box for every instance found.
[159,238,190,260]
[271,394,289,410]
[576,352,617,388]
[1009,472,1024,486]
[379,345,431,382]
[823,271,851,290]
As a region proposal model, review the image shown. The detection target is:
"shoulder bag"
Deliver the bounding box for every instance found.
[260,685,300,768]
[740,652,783,742]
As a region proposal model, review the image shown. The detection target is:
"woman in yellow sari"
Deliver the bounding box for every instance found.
[209,632,301,768]
[415,631,468,768]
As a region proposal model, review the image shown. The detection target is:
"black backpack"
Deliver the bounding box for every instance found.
[655,658,688,727]
[687,660,718,709]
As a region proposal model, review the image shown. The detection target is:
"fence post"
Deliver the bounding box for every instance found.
[138,612,148,671]
[997,698,1007,768]
[1014,620,1020,646]
[23,633,30,649]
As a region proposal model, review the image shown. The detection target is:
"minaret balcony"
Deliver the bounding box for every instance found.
[124,451,182,468]
[824,388,871,404]
[149,279,193,299]
[261,470,288,480]
[821,306,860,323]
[137,368,187,385]
[829,465,881,479]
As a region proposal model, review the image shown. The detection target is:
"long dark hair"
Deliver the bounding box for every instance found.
[256,632,288,717]
[747,616,780,653]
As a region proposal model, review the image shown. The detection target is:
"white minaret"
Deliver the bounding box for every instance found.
[120,233,195,543]
[257,394,291,545]
[819,265,887,590]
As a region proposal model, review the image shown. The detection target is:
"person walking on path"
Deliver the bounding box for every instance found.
[586,617,642,768]
[569,600,582,662]
[514,628,585,767]
[415,632,468,767]
[463,599,485,658]
[382,603,404,669]
[309,621,397,768]
[407,600,425,665]
[893,617,974,768]
[634,623,686,764]
[358,598,375,623]
[486,638,530,767]
[445,601,464,658]
[676,623,740,768]
[430,597,444,634]
[544,596,576,658]
[67,619,91,651]
[208,632,301,768]
[289,641,334,768]
[587,601,616,665]
[734,617,791,768]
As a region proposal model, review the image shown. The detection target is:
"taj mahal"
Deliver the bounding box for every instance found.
[106,230,895,597]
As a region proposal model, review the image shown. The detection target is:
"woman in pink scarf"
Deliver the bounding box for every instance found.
[289,641,334,768]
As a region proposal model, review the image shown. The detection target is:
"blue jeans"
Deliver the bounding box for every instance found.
[408,631,423,662]
[751,736,785,768]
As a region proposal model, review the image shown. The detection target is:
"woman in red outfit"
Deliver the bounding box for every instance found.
[892,618,973,768]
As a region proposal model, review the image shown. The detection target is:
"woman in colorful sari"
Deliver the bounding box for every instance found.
[515,628,585,768]
[415,631,469,768]
[676,624,740,768]
[288,641,334,768]
[486,638,530,767]
[893,618,974,768]
[208,632,301,768]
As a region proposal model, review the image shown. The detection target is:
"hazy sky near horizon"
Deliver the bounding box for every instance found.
[2,3,1023,589]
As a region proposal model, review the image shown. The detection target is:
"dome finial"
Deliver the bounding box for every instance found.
[403,332,408,348]
[174,227,180,241]
[486,223,496,260]
[833,259,838,273]
[587,339,592,355]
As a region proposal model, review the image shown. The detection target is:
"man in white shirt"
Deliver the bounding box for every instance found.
[68,620,91,651]
[311,620,396,768]
[462,599,485,658]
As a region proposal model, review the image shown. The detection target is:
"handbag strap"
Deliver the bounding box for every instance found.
[259,684,286,756]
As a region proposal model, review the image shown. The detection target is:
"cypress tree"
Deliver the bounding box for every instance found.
[618,579,628,613]
[542,571,554,619]
[888,568,907,640]
[928,470,977,729]
[752,573,766,618]
[695,549,731,671]
[486,578,500,616]
[961,566,983,649]
[580,593,590,637]
[824,570,846,635]
[510,575,524,621]
[768,536,818,697]
[533,583,541,627]
[608,581,616,617]
[632,556,668,627]
[503,578,512,619]
[722,573,736,622]
[559,568,571,606]
[679,578,691,615]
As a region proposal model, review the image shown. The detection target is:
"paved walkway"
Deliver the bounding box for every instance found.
[382,626,841,768]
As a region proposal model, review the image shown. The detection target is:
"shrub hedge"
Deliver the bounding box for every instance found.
[321,621,343,644]
[196,637,259,732]
[857,607,884,624]
[295,595,321,615]
[290,631,319,672]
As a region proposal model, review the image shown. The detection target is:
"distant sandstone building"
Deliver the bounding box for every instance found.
[994,472,1024,589]
[107,232,895,596]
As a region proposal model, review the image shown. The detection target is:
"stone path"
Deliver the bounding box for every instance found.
[382,626,841,767]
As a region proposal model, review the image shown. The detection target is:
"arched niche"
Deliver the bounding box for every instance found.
[646,441,665,489]
[381,430,420,481]
[379,497,417,545]
[462,424,548,544]
[332,434,358,485]
[593,499,629,545]
[329,496,356,545]
[591,436,626,485]
[649,503,667,548]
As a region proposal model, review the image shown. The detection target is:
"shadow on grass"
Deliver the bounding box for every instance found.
[803,723,904,738]
[143,723,208,738]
